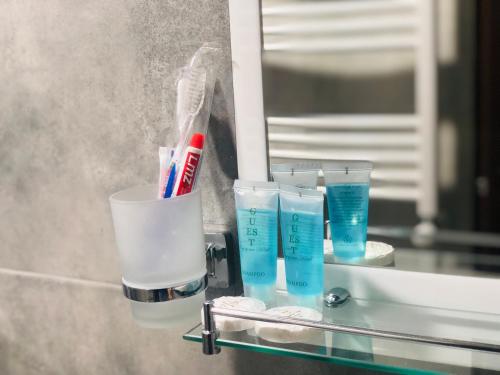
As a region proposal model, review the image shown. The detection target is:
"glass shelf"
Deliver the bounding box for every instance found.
[183,292,500,374]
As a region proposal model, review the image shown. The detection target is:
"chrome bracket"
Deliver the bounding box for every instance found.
[122,274,208,303]
[205,232,236,295]
[201,301,220,355]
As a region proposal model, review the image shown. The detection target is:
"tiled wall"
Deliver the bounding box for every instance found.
[0,0,366,374]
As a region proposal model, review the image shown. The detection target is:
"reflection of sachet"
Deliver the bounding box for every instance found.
[326,183,370,258]
[271,162,320,189]
[331,300,373,361]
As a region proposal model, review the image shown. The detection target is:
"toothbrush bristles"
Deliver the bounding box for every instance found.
[184,67,206,116]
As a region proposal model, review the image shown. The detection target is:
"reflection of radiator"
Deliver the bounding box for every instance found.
[263,0,437,221]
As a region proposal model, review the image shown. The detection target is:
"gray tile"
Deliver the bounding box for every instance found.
[0,271,366,375]
[0,0,235,283]
[0,271,226,375]
[0,0,356,373]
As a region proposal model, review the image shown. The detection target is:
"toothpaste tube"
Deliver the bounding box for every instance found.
[172,133,205,196]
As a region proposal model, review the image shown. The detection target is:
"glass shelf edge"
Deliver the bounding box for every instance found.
[209,306,500,354]
[183,325,444,375]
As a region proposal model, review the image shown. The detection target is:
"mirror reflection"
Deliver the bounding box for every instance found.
[261,0,500,276]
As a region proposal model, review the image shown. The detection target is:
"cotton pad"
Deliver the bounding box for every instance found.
[255,306,323,343]
[201,296,266,332]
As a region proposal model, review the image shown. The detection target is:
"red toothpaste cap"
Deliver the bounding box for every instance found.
[190,132,205,149]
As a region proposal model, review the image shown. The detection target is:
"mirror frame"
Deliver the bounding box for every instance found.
[228,0,269,182]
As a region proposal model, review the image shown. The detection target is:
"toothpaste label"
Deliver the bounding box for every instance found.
[173,147,201,196]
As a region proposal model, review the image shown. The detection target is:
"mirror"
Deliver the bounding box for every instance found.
[260,0,500,276]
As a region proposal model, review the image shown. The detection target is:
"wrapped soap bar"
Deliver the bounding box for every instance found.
[255,306,323,343]
[201,296,266,331]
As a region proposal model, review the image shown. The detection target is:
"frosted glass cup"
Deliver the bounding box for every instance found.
[109,185,206,328]
[323,161,373,261]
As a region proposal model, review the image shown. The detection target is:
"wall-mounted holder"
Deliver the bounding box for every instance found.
[109,185,235,328]
[205,232,239,299]
[119,233,233,303]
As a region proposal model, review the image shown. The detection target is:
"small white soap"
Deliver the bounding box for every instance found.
[255,306,323,343]
[324,240,395,266]
[201,296,266,332]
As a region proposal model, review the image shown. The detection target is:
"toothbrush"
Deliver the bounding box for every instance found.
[158,147,174,199]
[164,163,176,199]
[163,67,207,196]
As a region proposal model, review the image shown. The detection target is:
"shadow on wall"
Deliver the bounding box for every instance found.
[203,78,238,228]
[205,78,242,296]
[209,79,238,181]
